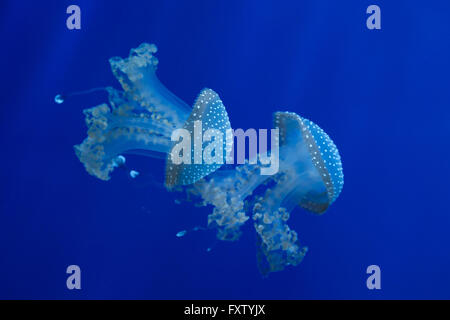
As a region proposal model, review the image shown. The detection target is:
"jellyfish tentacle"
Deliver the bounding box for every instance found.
[252,172,309,275]
[74,101,174,181]
[189,161,270,241]
[109,43,191,128]
[74,43,191,181]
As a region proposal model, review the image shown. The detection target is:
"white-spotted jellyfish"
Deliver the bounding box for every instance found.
[74,43,232,187]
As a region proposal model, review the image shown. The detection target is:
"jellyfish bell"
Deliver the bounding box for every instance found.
[273,111,344,214]
[165,89,232,187]
[73,43,231,186]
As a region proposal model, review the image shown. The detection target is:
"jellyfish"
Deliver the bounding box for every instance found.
[189,111,344,275]
[67,43,344,276]
[72,43,231,186]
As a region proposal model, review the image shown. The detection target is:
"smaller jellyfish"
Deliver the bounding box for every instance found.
[189,111,344,275]
[74,43,231,187]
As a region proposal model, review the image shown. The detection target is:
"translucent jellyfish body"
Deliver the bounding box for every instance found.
[70,42,344,276]
[191,111,344,275]
[74,43,231,186]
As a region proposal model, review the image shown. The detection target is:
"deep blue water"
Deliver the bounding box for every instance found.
[1,0,450,299]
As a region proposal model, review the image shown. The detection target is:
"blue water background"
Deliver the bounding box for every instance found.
[1,0,450,299]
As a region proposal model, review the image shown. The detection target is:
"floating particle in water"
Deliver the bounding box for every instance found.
[112,155,126,168]
[130,170,140,179]
[176,230,187,238]
[54,94,64,104]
